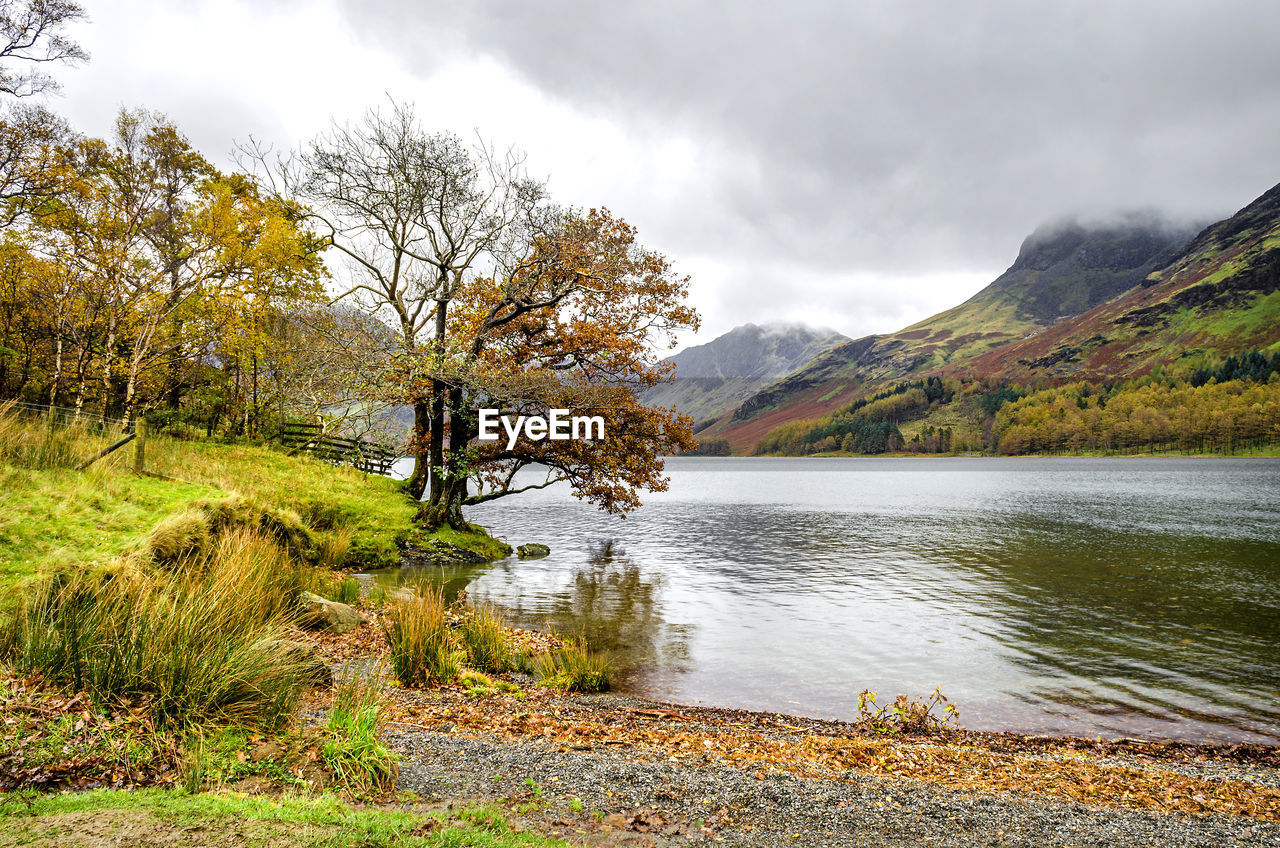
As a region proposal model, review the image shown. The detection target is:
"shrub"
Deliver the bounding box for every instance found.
[855,687,959,735]
[323,661,399,797]
[533,638,611,693]
[460,604,512,673]
[0,528,314,729]
[381,583,459,686]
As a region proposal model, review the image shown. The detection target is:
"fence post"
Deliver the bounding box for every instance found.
[134,417,147,474]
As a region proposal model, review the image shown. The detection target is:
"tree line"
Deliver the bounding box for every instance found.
[752,366,1280,456]
[993,375,1280,455]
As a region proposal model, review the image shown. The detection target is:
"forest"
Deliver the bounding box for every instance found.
[751,356,1280,457]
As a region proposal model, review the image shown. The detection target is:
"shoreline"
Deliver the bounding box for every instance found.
[680,450,1280,459]
[370,666,1280,846]
[307,598,1280,844]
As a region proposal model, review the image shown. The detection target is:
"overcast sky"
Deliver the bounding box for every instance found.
[50,0,1280,348]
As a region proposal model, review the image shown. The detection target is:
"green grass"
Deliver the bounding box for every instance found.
[0,412,515,589]
[0,789,574,847]
[323,662,399,797]
[458,669,522,698]
[143,436,416,570]
[0,463,218,587]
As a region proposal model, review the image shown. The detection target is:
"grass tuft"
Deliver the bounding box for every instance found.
[460,604,513,673]
[381,583,459,687]
[1,527,315,729]
[323,661,399,797]
[532,638,612,693]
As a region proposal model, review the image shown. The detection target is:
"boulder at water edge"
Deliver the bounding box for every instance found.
[299,591,365,634]
[517,543,550,559]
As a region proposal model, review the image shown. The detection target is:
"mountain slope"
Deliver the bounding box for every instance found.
[963,183,1280,383]
[642,323,847,422]
[702,216,1200,449]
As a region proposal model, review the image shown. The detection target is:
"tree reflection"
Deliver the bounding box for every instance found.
[492,539,692,676]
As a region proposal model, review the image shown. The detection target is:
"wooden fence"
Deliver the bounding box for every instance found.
[277,423,399,476]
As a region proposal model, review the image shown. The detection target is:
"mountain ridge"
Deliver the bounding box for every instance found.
[642,322,848,423]
[693,183,1280,453]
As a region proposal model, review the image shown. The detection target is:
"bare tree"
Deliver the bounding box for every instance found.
[0,0,87,99]
[242,101,546,500]
[0,1,84,223]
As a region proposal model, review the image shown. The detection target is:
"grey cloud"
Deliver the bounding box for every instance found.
[334,0,1280,279]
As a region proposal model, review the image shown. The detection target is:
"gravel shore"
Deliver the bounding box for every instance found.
[380,688,1280,848]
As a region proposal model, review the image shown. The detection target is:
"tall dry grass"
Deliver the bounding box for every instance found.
[381,583,459,686]
[1,528,314,729]
[0,403,129,471]
[533,637,612,693]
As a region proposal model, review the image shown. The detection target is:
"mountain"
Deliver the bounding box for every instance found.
[641,323,848,423]
[963,184,1280,384]
[700,215,1202,449]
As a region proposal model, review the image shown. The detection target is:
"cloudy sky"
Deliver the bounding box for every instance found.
[51,0,1280,347]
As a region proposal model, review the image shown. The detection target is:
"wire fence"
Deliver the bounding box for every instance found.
[1,400,134,433]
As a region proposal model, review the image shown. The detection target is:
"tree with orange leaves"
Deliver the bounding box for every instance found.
[401,206,699,529]
[250,102,699,528]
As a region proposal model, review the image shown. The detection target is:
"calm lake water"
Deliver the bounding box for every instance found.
[375,457,1280,743]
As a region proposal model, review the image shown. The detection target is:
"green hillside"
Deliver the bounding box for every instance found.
[964,183,1280,383]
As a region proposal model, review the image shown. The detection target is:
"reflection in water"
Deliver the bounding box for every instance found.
[376,539,693,687]
[371,457,1280,743]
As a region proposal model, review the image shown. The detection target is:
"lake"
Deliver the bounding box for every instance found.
[375,456,1280,743]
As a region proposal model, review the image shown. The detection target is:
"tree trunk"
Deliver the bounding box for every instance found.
[73,345,88,420]
[427,300,448,506]
[405,399,431,500]
[122,355,141,425]
[251,354,259,438]
[418,387,471,530]
[99,322,116,425]
[49,328,64,406]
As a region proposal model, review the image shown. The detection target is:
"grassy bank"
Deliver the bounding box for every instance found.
[0,410,574,803]
[0,789,573,848]
[0,412,492,588]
